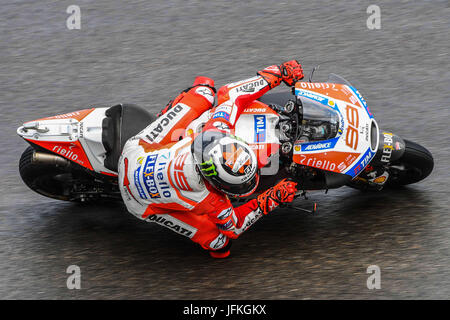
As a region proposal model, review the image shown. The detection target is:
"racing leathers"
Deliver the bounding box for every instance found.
[118,61,303,258]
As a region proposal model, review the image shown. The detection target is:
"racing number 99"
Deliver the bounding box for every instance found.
[346,105,359,150]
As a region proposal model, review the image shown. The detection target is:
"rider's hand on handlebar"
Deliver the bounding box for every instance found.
[280,60,304,86]
[257,179,298,215]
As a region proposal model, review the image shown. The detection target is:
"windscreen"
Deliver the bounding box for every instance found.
[298,97,340,142]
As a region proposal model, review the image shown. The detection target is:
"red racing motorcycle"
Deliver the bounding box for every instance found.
[17,67,434,203]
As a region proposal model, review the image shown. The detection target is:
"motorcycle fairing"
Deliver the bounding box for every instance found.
[293,82,379,178]
[17,107,116,174]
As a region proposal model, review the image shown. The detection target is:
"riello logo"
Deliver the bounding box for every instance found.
[53,144,78,161]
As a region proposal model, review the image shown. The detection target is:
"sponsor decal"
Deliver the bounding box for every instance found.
[254,115,266,143]
[235,79,265,93]
[156,152,172,197]
[301,141,334,152]
[134,165,147,200]
[381,132,394,163]
[145,104,189,142]
[142,154,160,198]
[209,233,227,249]
[53,144,79,162]
[52,111,81,119]
[37,108,95,122]
[297,90,327,103]
[212,111,230,121]
[217,207,233,221]
[298,82,337,90]
[297,154,337,171]
[146,215,196,238]
[243,211,263,230]
[32,140,92,169]
[347,148,375,177]
[358,150,374,172]
[195,87,214,103]
[243,107,267,113]
[360,122,370,142]
[345,104,359,150]
[395,141,402,151]
[338,162,347,172]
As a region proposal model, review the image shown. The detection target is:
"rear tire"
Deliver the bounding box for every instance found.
[386,139,434,187]
[19,146,73,200]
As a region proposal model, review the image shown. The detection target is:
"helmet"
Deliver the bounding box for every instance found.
[191,131,259,197]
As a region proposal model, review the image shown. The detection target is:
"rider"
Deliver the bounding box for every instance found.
[118,60,304,258]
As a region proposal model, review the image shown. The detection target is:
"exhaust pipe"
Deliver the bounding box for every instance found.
[32,151,71,168]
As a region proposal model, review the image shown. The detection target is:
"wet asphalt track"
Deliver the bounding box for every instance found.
[0,0,449,299]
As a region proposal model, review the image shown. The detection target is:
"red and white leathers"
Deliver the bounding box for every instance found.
[118,63,299,257]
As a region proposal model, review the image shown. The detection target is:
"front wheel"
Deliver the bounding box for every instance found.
[386,139,434,187]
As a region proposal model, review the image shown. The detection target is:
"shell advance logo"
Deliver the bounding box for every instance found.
[143,154,160,199]
[254,115,266,143]
[301,138,338,152]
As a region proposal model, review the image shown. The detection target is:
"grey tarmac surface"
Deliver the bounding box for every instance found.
[0,0,449,299]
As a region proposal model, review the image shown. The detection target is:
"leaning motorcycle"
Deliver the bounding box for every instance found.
[17,66,434,202]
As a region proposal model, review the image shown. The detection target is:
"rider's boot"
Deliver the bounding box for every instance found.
[208,239,232,258]
[157,76,216,117]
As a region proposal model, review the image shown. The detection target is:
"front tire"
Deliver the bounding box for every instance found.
[386,139,434,187]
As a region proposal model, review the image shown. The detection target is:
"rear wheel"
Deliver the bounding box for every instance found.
[386,139,434,187]
[19,146,121,202]
[19,146,74,200]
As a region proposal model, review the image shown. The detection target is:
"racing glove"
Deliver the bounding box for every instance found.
[279,60,304,86]
[257,179,298,215]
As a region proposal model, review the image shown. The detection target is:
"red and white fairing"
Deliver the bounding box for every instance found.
[16,107,117,176]
[293,82,379,178]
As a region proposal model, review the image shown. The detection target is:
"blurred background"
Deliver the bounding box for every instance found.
[0,0,449,299]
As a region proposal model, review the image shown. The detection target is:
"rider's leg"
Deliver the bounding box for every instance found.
[135,78,215,149]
